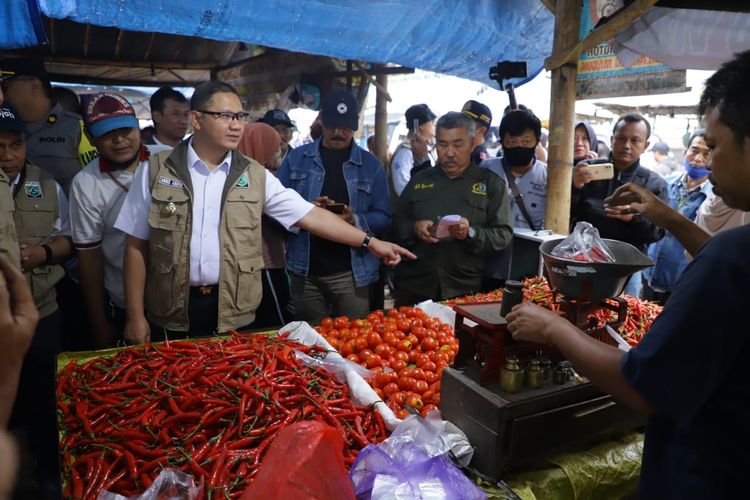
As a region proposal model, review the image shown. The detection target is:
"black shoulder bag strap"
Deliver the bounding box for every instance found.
[502,162,538,231]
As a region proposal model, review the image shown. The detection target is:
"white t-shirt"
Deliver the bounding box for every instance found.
[114,142,314,286]
[69,157,143,308]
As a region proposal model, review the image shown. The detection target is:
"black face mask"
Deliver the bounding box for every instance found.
[503,146,536,167]
[106,148,142,170]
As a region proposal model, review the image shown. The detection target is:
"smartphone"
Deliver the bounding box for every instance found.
[583,163,614,181]
[413,118,420,134]
[326,202,346,214]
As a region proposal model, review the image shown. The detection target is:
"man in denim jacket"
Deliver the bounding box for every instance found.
[278,89,392,322]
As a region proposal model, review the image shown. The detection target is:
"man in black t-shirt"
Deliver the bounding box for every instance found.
[278,89,392,322]
[506,49,750,498]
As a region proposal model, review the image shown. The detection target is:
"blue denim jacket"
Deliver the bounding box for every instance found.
[277,139,393,287]
[646,173,713,291]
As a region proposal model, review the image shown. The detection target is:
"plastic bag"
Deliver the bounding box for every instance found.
[98,469,200,500]
[280,321,400,430]
[240,420,355,500]
[349,411,484,500]
[551,222,615,263]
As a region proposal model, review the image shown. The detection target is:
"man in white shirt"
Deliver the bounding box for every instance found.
[389,104,436,198]
[70,91,152,347]
[146,86,189,149]
[115,82,414,343]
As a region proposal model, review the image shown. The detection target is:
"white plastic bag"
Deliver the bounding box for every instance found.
[98,469,199,500]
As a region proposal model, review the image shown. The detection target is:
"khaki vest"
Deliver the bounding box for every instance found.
[12,162,64,318]
[0,170,21,269]
[145,142,266,332]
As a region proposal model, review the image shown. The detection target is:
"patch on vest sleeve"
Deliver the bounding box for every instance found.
[234,173,249,188]
[24,181,43,198]
[158,176,184,189]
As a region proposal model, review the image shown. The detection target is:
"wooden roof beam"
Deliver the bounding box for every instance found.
[539,0,555,13]
[544,0,658,70]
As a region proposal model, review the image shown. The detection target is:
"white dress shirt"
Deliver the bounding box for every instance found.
[115,140,314,286]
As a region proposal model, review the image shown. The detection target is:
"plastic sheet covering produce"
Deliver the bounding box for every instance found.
[502,433,643,500]
[33,0,553,87]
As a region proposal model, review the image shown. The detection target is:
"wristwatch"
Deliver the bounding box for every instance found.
[467,227,476,239]
[361,232,373,248]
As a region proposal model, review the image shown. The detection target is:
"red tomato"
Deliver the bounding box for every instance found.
[365,354,382,369]
[406,394,424,410]
[374,344,390,357]
[367,332,383,349]
[383,321,397,333]
[394,351,409,362]
[410,319,423,329]
[388,392,408,406]
[333,316,349,329]
[414,380,429,394]
[382,332,398,345]
[354,337,368,352]
[414,353,431,368]
[387,309,401,318]
[390,359,407,371]
[321,317,334,329]
[398,376,418,392]
[346,353,360,363]
[397,339,413,352]
[397,367,414,379]
[383,382,400,399]
[396,319,411,332]
[421,404,438,417]
[421,337,438,351]
[422,389,435,402]
[421,361,437,373]
[396,408,410,419]
[407,350,419,363]
[359,348,374,359]
[424,371,439,384]
[411,368,426,381]
[373,388,384,399]
[366,312,381,324]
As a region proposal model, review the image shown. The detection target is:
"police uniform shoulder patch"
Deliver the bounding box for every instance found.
[24,181,43,198]
[235,173,249,188]
[471,182,487,195]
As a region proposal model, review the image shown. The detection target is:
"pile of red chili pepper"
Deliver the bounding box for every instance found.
[447,276,662,344]
[57,333,387,499]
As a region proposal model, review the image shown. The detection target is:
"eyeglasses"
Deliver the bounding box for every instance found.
[195,110,250,122]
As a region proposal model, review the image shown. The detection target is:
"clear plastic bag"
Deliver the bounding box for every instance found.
[98,469,200,500]
[551,221,615,263]
[349,411,483,500]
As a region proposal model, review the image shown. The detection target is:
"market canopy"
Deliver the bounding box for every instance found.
[1,0,554,87]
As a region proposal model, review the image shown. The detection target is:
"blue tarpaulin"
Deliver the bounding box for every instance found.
[1,0,47,49]
[2,0,554,87]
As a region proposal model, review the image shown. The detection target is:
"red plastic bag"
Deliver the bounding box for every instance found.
[240,420,355,500]
[551,221,616,263]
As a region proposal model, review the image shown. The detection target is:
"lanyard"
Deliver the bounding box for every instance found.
[106,171,129,193]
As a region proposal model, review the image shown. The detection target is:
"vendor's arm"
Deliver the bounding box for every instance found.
[606,182,711,257]
[506,302,654,414]
[0,256,39,427]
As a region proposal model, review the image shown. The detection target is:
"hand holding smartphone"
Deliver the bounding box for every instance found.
[582,162,614,181]
[326,202,346,214]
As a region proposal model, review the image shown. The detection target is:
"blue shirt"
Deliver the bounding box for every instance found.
[277,139,393,287]
[480,157,547,230]
[646,173,713,292]
[621,225,750,498]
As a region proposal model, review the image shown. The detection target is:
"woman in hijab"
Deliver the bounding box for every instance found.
[238,122,293,329]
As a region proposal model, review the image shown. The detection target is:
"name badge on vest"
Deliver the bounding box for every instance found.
[158,176,184,189]
[234,173,249,189]
[24,181,43,198]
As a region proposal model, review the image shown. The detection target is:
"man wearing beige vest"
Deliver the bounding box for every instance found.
[0,103,73,495]
[115,82,414,343]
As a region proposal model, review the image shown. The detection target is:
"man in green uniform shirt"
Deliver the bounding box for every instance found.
[393,111,513,305]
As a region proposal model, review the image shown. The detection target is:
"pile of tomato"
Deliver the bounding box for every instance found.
[316,307,459,419]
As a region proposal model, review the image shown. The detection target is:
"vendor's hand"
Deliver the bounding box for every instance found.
[447,217,471,240]
[506,301,565,344]
[573,164,594,189]
[18,242,46,272]
[414,220,439,244]
[410,132,430,160]
[368,238,417,267]
[124,314,150,345]
[0,256,39,364]
[604,205,635,222]
[604,182,674,228]
[313,196,334,208]
[340,205,355,225]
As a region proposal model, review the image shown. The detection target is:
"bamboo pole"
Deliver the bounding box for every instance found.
[544,0,582,235]
[374,65,389,168]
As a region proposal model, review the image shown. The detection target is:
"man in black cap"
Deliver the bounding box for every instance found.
[278,89,393,322]
[649,141,679,177]
[0,58,88,194]
[259,108,295,161]
[462,99,493,164]
[388,103,437,198]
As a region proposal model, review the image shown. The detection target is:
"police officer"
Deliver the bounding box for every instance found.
[0,103,73,495]
[392,112,513,305]
[1,58,89,193]
[115,81,414,344]
[461,100,493,164]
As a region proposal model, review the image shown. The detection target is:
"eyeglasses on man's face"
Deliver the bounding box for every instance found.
[195,110,251,123]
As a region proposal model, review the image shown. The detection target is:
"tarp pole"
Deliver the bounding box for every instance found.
[375,64,389,167]
[544,0,582,235]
